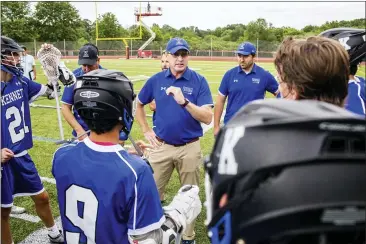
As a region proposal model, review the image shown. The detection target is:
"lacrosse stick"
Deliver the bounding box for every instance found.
[55,130,91,145]
[128,134,154,173]
[37,44,64,140]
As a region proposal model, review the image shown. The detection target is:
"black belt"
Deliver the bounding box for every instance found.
[156,136,199,147]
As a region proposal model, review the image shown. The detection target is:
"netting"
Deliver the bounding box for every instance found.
[36,44,64,140]
[37,44,61,84]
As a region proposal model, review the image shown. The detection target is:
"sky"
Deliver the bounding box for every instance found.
[69,1,365,30]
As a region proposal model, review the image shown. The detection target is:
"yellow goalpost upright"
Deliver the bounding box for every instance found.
[94,2,143,59]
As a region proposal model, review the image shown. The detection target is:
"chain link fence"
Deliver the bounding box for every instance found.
[18,39,279,60]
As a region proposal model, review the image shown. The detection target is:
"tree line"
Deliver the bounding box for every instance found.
[1,2,365,51]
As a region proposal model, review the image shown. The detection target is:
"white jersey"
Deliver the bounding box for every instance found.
[20,54,35,80]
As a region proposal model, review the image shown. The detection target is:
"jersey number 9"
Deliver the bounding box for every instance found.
[65,185,98,244]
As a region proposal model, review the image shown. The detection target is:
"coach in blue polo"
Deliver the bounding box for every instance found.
[213,41,279,136]
[135,37,213,244]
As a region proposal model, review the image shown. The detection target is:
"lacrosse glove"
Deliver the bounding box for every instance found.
[58,61,76,86]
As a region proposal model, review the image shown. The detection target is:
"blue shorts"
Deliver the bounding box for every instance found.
[1,153,44,208]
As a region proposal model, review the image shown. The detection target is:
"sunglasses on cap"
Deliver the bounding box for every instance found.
[169,50,189,58]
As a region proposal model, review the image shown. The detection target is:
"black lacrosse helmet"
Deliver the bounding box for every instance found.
[73,69,136,139]
[205,99,366,244]
[319,28,366,66]
[1,36,24,75]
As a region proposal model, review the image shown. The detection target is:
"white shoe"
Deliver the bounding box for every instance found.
[11,205,26,214]
[49,230,64,243]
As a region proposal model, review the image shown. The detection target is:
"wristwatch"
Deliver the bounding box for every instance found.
[181,98,190,108]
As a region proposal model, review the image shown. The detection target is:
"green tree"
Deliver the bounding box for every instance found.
[0,2,36,41]
[33,2,83,41]
[151,23,163,41]
[302,25,318,33]
[128,23,152,41]
[80,19,94,41]
[96,12,128,38]
[283,27,303,37]
[244,18,270,41]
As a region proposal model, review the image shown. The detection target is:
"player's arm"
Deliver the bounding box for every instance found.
[165,77,213,125]
[34,61,76,100]
[214,93,227,136]
[180,100,213,125]
[149,99,156,111]
[135,77,160,147]
[128,185,201,244]
[213,71,230,136]
[61,103,86,136]
[187,76,213,125]
[135,77,154,132]
[266,72,280,96]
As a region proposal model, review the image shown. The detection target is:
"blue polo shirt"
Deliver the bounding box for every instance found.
[219,64,278,124]
[138,67,213,145]
[61,65,104,137]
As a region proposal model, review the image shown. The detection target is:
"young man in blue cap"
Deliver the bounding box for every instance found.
[135,37,213,244]
[213,42,279,136]
[61,43,103,140]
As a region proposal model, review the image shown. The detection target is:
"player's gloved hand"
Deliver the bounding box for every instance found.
[163,185,202,233]
[58,61,76,86]
[45,82,61,100]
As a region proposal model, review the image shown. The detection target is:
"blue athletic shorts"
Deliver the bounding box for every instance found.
[1,153,44,208]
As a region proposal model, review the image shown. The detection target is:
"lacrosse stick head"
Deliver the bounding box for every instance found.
[37,43,62,85]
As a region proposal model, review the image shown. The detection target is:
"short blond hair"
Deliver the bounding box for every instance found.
[274,36,350,107]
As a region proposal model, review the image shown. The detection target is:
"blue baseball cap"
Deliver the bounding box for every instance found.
[166,37,190,54]
[235,42,256,56]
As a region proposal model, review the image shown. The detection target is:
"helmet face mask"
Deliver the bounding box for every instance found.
[2,51,23,70]
[1,36,25,75]
[206,99,366,244]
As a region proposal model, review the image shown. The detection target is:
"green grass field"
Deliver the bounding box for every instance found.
[11,58,365,243]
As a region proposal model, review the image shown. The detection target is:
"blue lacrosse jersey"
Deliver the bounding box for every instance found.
[1,75,45,154]
[52,138,165,244]
[345,76,366,115]
[61,65,103,137]
[219,64,279,124]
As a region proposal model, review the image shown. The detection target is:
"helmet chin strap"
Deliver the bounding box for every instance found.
[1,64,23,78]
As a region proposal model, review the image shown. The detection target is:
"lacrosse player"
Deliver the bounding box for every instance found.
[319,28,366,115]
[52,69,201,244]
[1,36,75,244]
[205,99,365,244]
[275,36,350,107]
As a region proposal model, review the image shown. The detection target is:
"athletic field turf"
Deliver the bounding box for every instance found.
[11,58,365,243]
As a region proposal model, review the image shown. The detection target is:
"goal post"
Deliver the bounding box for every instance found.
[95,2,143,59]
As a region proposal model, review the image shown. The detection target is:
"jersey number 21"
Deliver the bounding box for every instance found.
[6,102,29,143]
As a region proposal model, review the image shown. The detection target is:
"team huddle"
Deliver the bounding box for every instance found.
[1,27,365,244]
